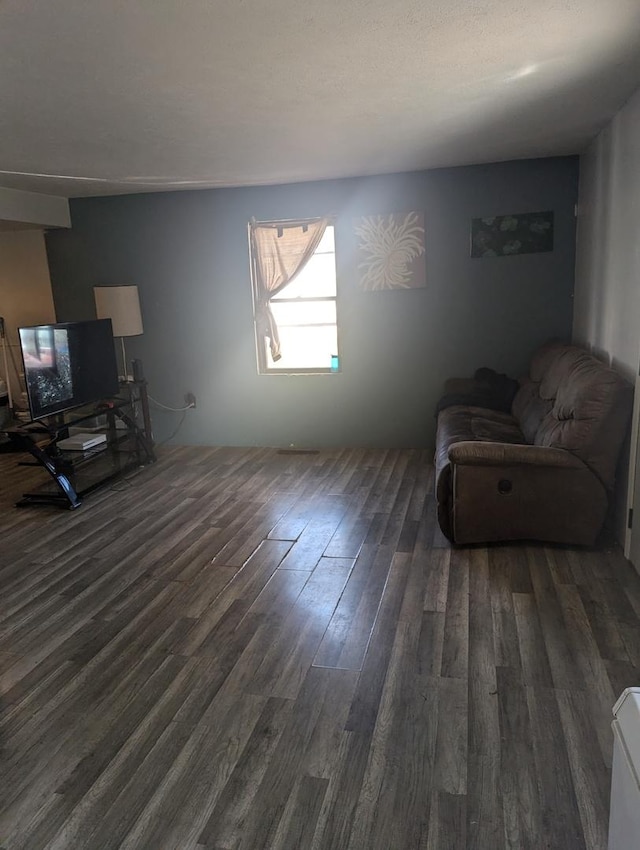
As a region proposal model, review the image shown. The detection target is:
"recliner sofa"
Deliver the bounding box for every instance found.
[435,342,633,546]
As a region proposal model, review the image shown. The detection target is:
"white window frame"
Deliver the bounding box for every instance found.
[251,223,340,376]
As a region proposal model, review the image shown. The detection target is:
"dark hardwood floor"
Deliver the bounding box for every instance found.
[1,445,639,849]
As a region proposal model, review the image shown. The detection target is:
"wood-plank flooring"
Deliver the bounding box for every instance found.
[1,445,639,850]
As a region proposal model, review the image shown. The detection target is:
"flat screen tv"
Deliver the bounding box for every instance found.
[19,319,120,420]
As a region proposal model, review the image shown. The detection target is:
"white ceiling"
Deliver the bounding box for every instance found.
[0,0,639,198]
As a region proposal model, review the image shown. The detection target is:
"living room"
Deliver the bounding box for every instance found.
[1,2,640,849]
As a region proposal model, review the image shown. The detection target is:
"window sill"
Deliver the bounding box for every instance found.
[258,368,341,376]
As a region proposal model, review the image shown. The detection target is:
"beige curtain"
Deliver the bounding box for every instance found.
[250,217,329,362]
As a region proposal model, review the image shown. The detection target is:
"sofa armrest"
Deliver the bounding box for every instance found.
[448,440,586,470]
[442,440,607,545]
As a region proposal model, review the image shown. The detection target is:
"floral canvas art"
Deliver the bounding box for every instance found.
[471,210,554,258]
[355,211,426,290]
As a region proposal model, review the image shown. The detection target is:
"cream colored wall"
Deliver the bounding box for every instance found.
[573,85,640,379]
[573,84,640,550]
[0,187,70,229]
[0,229,56,402]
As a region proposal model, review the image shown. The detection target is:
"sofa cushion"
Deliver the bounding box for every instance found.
[533,352,632,489]
[510,340,570,441]
[529,340,567,383]
[539,346,589,400]
[511,378,553,444]
[435,404,525,478]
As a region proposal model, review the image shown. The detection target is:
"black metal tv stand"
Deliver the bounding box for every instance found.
[6,380,156,510]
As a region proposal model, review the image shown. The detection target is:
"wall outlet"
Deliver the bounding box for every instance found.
[185,392,196,409]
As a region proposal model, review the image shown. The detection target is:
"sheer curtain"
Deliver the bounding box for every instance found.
[250,217,329,362]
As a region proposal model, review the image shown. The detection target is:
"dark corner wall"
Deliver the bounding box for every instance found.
[45,157,579,448]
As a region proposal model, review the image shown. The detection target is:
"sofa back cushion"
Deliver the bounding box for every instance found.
[512,379,552,444]
[529,340,568,383]
[511,341,568,442]
[521,344,632,490]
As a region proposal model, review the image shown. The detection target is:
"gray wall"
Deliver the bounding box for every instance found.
[46,157,578,447]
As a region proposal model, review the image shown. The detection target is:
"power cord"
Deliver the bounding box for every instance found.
[148,394,195,412]
[146,393,193,445]
[157,410,188,446]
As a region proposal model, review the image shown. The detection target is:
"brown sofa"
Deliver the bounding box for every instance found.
[435,342,633,546]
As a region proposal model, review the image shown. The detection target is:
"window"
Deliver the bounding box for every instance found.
[252,225,339,374]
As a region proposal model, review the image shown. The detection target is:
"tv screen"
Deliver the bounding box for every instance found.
[19,319,120,420]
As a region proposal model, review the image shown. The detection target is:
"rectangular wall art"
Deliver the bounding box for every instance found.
[471,210,554,258]
[355,211,426,290]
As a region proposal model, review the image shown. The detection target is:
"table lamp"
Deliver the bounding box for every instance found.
[94,285,143,381]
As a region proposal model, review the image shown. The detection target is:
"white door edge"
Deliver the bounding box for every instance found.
[624,369,640,566]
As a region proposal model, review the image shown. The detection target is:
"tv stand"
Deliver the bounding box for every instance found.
[5,380,156,510]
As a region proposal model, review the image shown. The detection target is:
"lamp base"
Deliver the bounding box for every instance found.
[119,358,144,385]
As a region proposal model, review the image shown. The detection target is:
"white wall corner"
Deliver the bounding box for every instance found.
[0,186,70,229]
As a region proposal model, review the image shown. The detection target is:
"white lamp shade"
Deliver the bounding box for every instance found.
[94,285,143,337]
